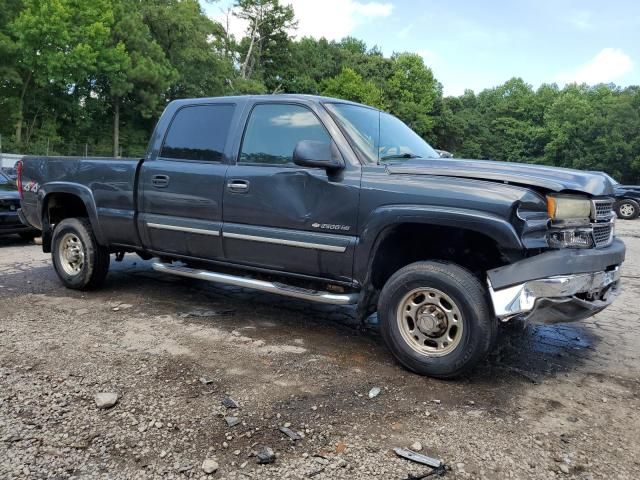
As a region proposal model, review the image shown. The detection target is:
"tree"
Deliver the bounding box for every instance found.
[0,0,24,151]
[98,0,176,156]
[321,67,386,109]
[474,78,545,162]
[9,0,114,147]
[385,53,439,139]
[1,0,639,183]
[142,0,233,99]
[234,0,296,84]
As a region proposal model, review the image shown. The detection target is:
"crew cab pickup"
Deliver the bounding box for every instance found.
[18,95,625,378]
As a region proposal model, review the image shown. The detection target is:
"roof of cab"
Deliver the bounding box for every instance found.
[167,94,379,110]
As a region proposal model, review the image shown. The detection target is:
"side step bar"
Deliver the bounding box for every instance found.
[152,262,360,305]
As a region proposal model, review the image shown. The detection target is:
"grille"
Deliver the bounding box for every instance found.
[593,223,613,248]
[592,199,614,221]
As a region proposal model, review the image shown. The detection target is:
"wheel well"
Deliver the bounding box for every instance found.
[41,193,90,252]
[369,223,508,290]
[45,193,89,225]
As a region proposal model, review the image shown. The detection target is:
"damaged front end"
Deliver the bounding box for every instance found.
[488,266,621,324]
[488,195,625,324]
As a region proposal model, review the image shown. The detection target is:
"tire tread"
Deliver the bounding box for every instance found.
[378,260,496,378]
[51,217,109,291]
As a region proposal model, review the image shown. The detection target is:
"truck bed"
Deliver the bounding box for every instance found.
[20,156,142,247]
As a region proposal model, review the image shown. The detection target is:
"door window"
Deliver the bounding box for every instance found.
[161,104,235,162]
[239,104,330,166]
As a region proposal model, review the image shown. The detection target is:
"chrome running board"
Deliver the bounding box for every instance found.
[152,262,360,305]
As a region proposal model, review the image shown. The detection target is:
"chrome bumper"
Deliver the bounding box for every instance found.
[488,267,621,324]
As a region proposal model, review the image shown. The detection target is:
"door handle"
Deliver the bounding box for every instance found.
[152,174,170,188]
[227,179,249,193]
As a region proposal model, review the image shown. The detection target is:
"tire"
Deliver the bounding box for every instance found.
[615,199,640,220]
[378,261,496,379]
[19,231,38,241]
[51,218,110,290]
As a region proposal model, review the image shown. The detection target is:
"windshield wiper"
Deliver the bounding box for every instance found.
[380,153,422,161]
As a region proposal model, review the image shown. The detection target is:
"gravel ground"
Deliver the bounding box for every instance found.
[1,221,639,479]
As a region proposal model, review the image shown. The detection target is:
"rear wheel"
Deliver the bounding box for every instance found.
[378,261,496,378]
[51,218,110,290]
[615,199,640,220]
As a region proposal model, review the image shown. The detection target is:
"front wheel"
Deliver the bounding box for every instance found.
[51,218,110,290]
[615,199,640,220]
[378,261,496,378]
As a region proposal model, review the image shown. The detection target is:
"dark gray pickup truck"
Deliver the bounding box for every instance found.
[18,95,625,378]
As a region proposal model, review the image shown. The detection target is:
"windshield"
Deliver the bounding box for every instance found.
[324,103,439,164]
[0,171,15,191]
[603,173,619,185]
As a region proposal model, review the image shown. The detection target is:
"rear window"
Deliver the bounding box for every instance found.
[161,104,235,162]
[0,172,8,185]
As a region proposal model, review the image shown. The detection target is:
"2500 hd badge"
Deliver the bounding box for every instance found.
[312,223,352,231]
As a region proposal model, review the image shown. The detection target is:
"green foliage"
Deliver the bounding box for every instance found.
[0,0,638,182]
[321,67,386,109]
[234,0,296,86]
[142,0,229,99]
[5,0,116,147]
[102,0,177,118]
[385,53,439,139]
[428,78,640,182]
[542,85,640,180]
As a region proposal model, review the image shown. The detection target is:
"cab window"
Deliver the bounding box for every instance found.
[239,104,330,166]
[161,104,235,162]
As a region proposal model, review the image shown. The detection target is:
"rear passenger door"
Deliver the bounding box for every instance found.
[138,103,236,260]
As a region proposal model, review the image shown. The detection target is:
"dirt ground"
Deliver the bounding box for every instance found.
[1,221,639,480]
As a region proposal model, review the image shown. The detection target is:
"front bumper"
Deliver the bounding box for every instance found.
[487,239,625,324]
[489,267,620,323]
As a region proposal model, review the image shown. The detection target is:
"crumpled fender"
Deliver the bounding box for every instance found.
[354,204,523,284]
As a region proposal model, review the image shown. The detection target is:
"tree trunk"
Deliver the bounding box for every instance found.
[241,31,256,79]
[113,98,120,158]
[241,8,264,80]
[15,105,23,146]
[15,71,32,146]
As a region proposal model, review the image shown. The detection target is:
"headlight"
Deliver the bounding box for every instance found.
[546,195,592,220]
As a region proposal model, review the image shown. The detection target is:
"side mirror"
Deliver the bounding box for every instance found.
[293,140,345,171]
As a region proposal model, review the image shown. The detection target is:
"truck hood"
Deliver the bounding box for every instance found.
[386,158,613,196]
[614,184,640,194]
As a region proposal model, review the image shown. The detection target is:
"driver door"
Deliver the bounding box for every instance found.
[221,102,361,283]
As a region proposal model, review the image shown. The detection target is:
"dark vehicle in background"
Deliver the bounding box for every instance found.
[1,167,18,181]
[17,95,625,378]
[434,149,453,158]
[0,170,39,240]
[601,173,640,220]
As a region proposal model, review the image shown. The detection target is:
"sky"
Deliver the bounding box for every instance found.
[201,0,640,96]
